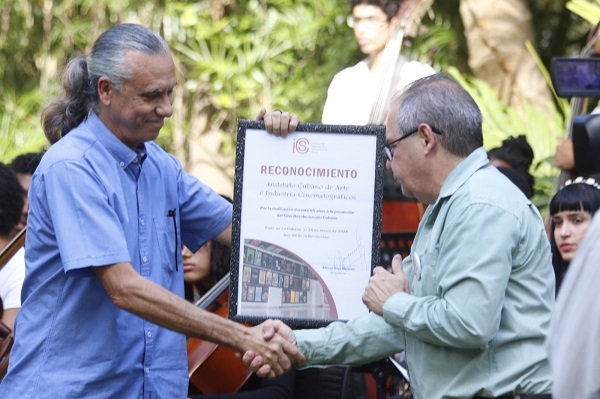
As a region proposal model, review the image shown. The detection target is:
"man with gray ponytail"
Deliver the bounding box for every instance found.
[0,23,303,398]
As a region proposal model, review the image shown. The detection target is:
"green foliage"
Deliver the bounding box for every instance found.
[170,0,358,122]
[418,1,599,73]
[0,0,166,162]
[410,1,470,72]
[447,66,566,210]
[155,0,360,166]
[0,90,48,161]
[567,0,600,25]
[0,0,596,216]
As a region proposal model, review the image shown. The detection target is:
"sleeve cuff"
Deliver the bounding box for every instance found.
[382,292,414,327]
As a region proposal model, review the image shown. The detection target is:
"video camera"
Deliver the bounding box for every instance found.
[551,57,600,175]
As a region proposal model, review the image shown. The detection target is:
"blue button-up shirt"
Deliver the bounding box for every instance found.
[295,148,554,399]
[0,113,232,399]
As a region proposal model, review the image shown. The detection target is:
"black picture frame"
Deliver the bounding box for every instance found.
[229,119,386,329]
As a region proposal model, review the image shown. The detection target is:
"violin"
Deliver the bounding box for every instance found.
[187,274,252,394]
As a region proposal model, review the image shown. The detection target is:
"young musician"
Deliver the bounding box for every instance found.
[322,0,435,125]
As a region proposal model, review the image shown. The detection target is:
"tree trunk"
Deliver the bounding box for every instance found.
[460,0,553,112]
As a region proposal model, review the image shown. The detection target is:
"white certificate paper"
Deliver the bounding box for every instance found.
[230,120,385,328]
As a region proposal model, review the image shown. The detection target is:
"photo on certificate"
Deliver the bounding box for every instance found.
[228,119,386,329]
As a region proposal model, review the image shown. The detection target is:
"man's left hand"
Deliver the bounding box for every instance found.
[256,108,300,138]
[362,255,409,315]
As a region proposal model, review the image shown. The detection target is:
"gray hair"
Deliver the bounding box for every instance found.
[394,73,483,158]
[42,24,170,144]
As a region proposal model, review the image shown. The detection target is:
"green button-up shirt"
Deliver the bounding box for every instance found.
[295,148,554,399]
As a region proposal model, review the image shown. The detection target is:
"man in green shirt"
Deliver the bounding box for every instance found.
[246,73,554,399]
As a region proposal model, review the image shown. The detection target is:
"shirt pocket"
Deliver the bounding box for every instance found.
[412,249,439,297]
[154,211,179,273]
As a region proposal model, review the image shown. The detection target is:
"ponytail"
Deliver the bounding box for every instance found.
[42,55,95,144]
[41,24,170,144]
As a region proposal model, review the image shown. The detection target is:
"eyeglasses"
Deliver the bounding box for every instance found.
[346,15,389,29]
[384,126,444,161]
[384,130,418,161]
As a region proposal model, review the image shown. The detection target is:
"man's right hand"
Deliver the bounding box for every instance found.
[256,108,300,138]
[243,319,305,378]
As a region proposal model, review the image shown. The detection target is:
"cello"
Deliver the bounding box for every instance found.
[362,2,433,397]
[368,0,435,126]
[371,0,433,265]
[186,274,252,394]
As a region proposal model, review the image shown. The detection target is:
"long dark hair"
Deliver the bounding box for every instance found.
[0,162,24,236]
[183,240,231,302]
[184,195,232,302]
[549,178,600,292]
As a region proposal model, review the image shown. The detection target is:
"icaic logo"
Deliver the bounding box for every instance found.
[292,138,310,154]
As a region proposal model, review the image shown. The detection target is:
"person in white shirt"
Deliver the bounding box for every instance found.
[322,0,435,125]
[0,162,26,331]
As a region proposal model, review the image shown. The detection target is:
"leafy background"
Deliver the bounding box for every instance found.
[1,0,599,209]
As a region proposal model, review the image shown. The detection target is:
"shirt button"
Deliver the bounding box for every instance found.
[119,161,125,167]
[147,331,152,338]
[133,158,138,163]
[140,219,145,225]
[142,256,148,263]
[145,367,150,374]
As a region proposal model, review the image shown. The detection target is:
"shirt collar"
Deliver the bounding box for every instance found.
[438,147,489,200]
[85,112,147,169]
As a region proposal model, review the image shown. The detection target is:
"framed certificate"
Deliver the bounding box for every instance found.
[229,119,386,328]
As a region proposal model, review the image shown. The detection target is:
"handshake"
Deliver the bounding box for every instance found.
[240,254,409,378]
[242,319,304,378]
